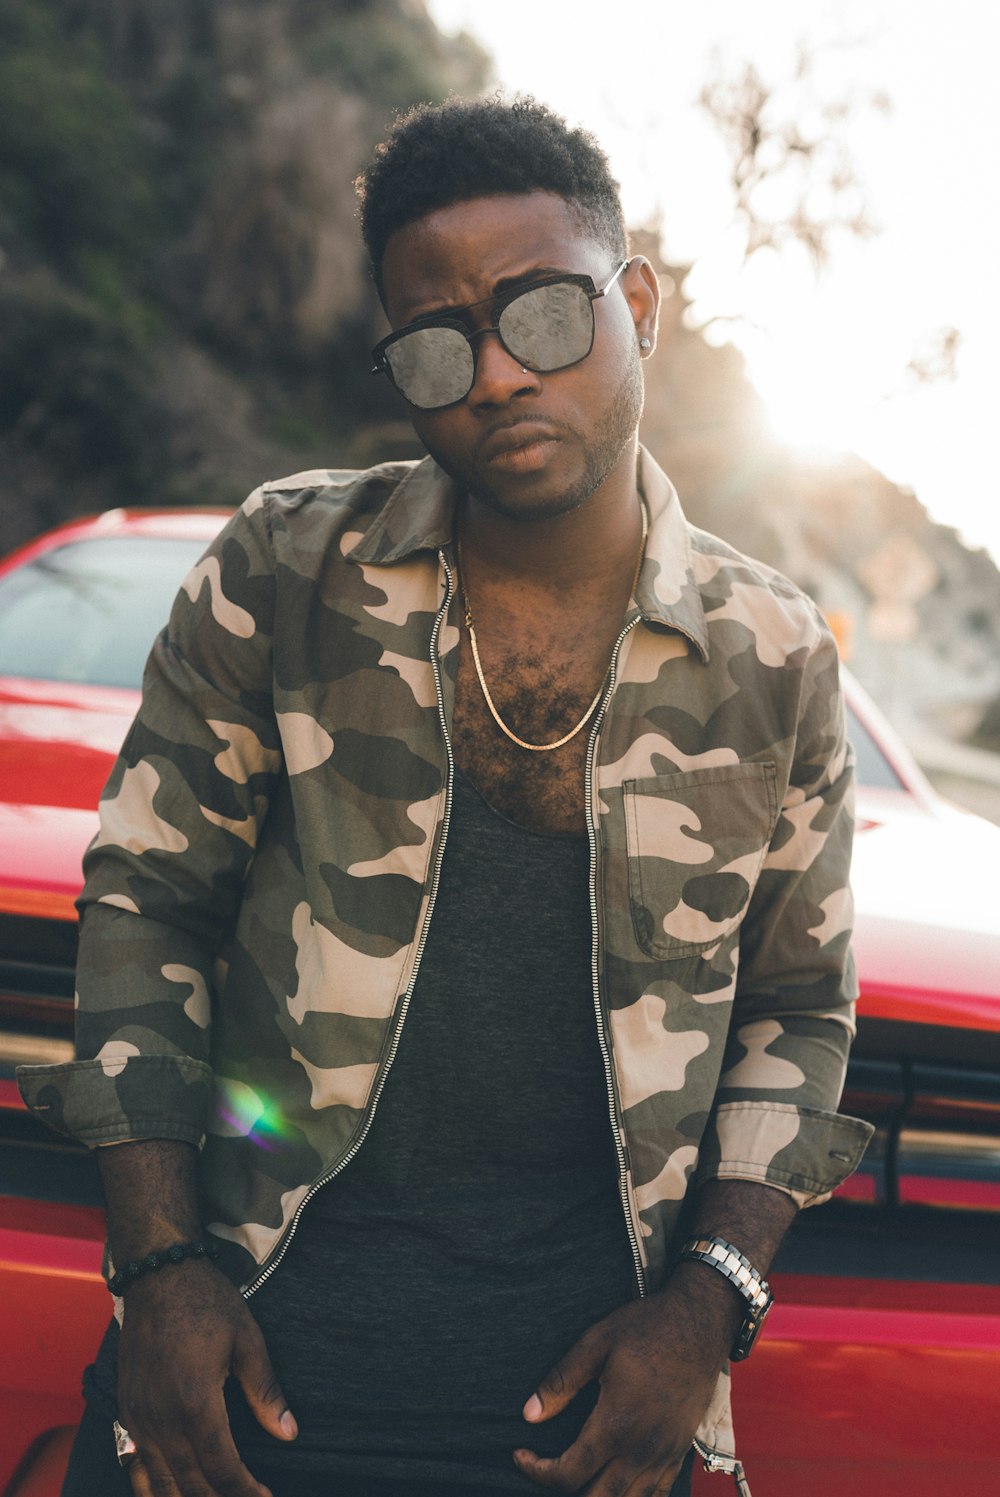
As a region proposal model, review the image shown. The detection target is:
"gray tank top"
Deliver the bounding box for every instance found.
[234,768,639,1487]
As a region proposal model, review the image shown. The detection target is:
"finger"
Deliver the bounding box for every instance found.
[128,1409,268,1497]
[619,1454,687,1497]
[513,1445,596,1492]
[180,1390,275,1497]
[570,1452,678,1497]
[232,1320,297,1443]
[522,1328,606,1425]
[126,1453,157,1497]
[134,1443,189,1497]
[125,1373,274,1497]
[514,1413,611,1492]
[516,1385,658,1494]
[146,1443,272,1497]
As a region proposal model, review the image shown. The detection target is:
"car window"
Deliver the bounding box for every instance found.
[846,701,906,791]
[0,536,208,690]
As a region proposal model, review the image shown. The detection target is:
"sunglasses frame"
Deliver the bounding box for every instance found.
[370,260,631,410]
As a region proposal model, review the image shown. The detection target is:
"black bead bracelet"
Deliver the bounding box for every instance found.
[107,1237,218,1296]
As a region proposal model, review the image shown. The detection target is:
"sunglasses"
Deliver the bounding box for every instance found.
[370,260,630,410]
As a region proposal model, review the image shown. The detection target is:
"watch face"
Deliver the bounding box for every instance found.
[732,1291,773,1361]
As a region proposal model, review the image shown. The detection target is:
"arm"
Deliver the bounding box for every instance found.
[20,494,290,1496]
[98,1140,296,1497]
[19,490,281,1144]
[697,621,872,1207]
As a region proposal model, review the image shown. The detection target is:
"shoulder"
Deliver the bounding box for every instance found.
[256,460,422,531]
[687,522,831,662]
[215,459,430,581]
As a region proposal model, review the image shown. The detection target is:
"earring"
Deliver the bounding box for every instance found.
[639,337,652,351]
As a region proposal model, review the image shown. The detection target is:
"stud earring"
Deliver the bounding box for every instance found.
[639,337,652,351]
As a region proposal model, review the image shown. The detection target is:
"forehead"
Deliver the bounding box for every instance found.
[381,191,608,327]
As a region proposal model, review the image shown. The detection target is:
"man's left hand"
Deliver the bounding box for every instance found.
[514,1264,737,1495]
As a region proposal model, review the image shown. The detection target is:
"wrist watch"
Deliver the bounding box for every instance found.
[677,1235,773,1361]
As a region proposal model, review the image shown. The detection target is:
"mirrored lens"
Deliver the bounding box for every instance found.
[499,281,595,370]
[381,278,598,409]
[385,326,474,409]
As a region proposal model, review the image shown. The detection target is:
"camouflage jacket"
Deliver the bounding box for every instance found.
[19,447,872,1477]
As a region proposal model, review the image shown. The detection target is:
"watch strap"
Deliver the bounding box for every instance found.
[677,1234,773,1361]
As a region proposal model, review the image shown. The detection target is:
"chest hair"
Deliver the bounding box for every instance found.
[452,627,614,837]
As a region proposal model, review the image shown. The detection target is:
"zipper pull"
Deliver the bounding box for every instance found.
[732,1462,751,1497]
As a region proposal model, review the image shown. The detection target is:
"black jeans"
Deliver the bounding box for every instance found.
[61,1398,695,1497]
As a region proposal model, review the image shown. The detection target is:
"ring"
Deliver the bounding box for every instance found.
[113,1419,139,1467]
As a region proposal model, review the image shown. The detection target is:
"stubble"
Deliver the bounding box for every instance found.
[422,347,645,523]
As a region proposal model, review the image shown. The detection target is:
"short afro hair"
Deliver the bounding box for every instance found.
[356,94,628,302]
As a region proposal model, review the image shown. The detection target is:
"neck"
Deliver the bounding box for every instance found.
[457,440,643,594]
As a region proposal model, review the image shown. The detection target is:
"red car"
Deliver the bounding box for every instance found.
[1,511,998,1497]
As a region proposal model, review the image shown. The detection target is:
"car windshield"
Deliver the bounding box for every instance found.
[845,702,906,792]
[0,536,209,690]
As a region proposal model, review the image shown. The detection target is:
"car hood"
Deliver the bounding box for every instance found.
[0,678,136,911]
[851,793,1000,1030]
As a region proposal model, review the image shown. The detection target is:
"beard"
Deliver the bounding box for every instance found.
[420,347,645,523]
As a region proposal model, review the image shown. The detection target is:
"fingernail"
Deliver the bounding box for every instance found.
[280,1410,298,1438]
[523,1394,542,1421]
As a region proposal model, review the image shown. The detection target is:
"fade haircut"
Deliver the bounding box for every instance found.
[356,94,628,304]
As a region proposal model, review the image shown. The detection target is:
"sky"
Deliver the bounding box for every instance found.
[428,0,1000,567]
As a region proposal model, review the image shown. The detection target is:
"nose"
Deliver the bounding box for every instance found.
[465,329,541,409]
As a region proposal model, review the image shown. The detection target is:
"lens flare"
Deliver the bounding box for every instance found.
[215,1078,290,1152]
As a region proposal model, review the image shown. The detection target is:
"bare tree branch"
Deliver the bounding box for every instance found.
[699,45,885,271]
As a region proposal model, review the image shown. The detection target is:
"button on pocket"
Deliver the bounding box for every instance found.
[624,763,777,959]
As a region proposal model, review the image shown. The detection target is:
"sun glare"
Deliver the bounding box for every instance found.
[695,240,914,471]
[748,344,866,456]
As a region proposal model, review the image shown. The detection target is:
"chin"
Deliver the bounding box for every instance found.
[431,449,605,524]
[468,480,592,524]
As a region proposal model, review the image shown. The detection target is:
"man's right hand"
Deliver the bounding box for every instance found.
[116,1257,297,1497]
[95,1139,296,1496]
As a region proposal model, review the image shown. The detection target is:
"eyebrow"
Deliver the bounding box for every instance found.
[404,266,574,326]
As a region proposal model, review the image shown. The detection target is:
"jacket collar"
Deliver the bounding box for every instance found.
[634,446,709,661]
[348,446,709,661]
[348,458,457,564]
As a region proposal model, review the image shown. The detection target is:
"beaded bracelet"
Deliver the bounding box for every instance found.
[107,1237,219,1296]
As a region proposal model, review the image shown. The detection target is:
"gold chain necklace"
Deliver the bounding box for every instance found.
[456,502,648,753]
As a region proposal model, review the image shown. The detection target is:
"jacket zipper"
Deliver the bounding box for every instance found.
[693,1439,753,1496]
[243,554,457,1298]
[585,615,646,1297]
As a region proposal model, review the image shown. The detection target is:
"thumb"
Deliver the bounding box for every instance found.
[523,1328,605,1424]
[233,1323,297,1441]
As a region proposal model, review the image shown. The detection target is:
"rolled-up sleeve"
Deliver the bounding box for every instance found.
[17,489,283,1146]
[694,624,874,1204]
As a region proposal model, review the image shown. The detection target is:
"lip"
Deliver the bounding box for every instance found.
[481,422,560,470]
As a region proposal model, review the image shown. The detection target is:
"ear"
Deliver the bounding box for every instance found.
[622,256,661,356]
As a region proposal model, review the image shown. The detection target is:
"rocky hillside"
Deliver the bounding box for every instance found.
[0,0,486,541]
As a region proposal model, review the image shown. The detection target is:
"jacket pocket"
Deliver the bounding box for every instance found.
[624,763,777,960]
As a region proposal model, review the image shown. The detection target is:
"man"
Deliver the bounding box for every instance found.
[20,97,871,1497]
